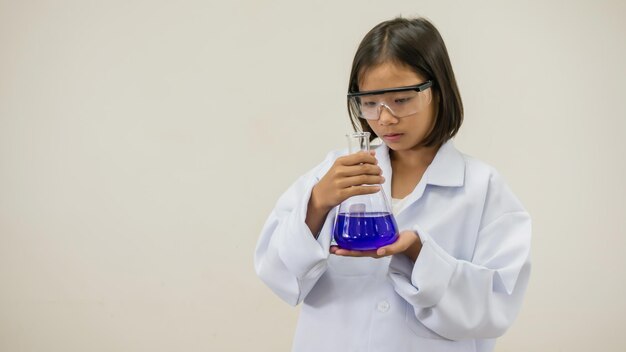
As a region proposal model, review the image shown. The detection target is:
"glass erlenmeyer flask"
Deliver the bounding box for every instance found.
[333,132,399,250]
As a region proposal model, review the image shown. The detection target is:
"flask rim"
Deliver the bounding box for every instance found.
[345,132,371,139]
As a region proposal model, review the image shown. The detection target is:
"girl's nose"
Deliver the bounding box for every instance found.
[378,105,398,125]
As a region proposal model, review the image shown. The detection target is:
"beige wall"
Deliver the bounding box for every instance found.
[1,0,625,351]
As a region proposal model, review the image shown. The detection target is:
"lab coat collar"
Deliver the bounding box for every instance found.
[375,139,465,194]
[424,139,466,187]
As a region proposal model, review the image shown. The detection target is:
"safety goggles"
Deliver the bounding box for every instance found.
[348,80,433,120]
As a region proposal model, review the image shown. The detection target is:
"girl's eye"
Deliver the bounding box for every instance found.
[394,97,413,104]
[362,101,378,107]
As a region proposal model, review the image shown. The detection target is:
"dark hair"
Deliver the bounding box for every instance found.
[348,17,463,147]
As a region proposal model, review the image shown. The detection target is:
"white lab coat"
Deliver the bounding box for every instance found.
[254,140,531,352]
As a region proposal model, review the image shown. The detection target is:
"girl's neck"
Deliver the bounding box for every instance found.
[390,144,439,169]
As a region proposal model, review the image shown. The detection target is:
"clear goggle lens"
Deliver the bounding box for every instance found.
[348,83,433,120]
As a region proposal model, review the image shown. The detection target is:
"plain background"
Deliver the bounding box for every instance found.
[1,0,625,351]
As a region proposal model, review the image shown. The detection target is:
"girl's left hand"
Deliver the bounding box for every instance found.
[330,230,422,262]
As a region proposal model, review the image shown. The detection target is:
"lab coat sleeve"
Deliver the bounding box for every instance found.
[254,152,337,306]
[388,173,532,340]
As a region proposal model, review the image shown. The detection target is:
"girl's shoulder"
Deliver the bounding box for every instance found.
[460,152,501,180]
[459,151,510,188]
[457,150,527,215]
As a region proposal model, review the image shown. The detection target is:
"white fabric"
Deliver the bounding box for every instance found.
[391,196,408,215]
[254,140,531,352]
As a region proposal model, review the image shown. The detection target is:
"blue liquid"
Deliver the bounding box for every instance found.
[333,212,399,251]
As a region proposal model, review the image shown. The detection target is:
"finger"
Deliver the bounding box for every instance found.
[337,174,385,188]
[377,231,417,256]
[336,163,383,177]
[341,185,381,198]
[338,152,378,166]
[334,248,380,258]
[333,247,366,256]
[376,240,401,256]
[376,243,401,256]
[332,248,362,257]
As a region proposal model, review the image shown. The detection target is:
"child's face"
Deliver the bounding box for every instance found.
[359,61,436,152]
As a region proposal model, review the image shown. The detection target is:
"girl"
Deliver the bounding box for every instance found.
[255,17,531,352]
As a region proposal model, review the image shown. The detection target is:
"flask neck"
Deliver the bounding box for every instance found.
[347,132,370,154]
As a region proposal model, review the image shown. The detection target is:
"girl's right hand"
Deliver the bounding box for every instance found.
[310,150,385,212]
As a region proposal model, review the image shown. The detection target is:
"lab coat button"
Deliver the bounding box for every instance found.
[377,300,390,312]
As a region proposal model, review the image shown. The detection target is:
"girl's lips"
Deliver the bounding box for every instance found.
[383,133,403,142]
